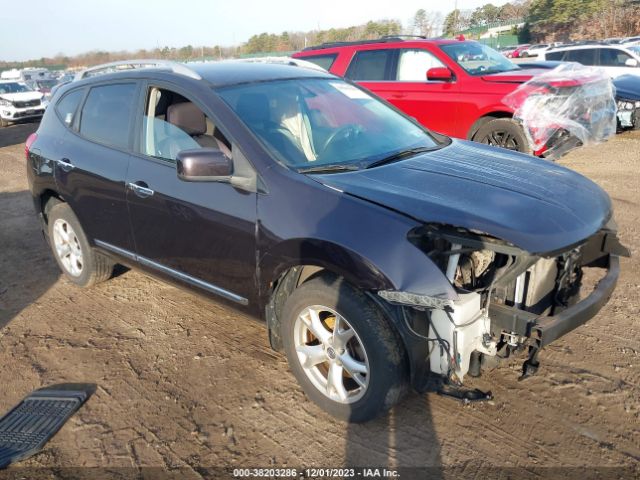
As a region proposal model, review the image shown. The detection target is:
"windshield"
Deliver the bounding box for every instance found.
[441,42,519,76]
[629,46,640,56]
[36,80,57,89]
[0,82,29,94]
[219,78,442,171]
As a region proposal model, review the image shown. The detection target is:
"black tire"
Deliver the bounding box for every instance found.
[474,118,532,154]
[47,202,114,287]
[281,275,408,423]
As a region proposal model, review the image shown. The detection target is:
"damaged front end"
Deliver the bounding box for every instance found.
[380,223,630,387]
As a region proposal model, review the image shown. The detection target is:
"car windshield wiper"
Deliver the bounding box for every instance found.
[297,164,360,174]
[365,147,433,169]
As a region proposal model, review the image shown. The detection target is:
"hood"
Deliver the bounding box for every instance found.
[480,68,547,83]
[613,74,640,100]
[313,140,611,255]
[0,91,43,102]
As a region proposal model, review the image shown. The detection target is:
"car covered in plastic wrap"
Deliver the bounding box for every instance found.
[504,63,618,158]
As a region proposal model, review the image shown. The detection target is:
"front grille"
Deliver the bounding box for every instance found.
[14,109,44,118]
[13,99,41,108]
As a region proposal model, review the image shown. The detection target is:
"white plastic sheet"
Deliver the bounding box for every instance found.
[504,63,617,158]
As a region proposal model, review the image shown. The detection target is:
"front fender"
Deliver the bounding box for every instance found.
[256,167,457,307]
[258,226,457,304]
[259,238,392,297]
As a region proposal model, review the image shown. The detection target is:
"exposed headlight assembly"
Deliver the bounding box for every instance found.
[0,99,11,107]
[617,100,636,111]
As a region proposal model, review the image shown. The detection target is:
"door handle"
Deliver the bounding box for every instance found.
[56,158,74,172]
[391,93,407,99]
[128,182,155,198]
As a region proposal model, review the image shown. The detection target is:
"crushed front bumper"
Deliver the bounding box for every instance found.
[490,253,620,348]
[533,254,619,347]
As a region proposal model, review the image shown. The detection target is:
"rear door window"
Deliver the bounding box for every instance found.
[55,89,84,128]
[564,48,597,65]
[79,83,137,149]
[545,50,566,61]
[300,54,337,70]
[345,50,394,81]
[396,49,445,81]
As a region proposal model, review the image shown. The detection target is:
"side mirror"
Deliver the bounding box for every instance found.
[625,58,639,67]
[176,148,232,182]
[427,67,454,82]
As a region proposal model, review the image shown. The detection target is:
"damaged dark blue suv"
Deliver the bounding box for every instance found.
[26,60,629,422]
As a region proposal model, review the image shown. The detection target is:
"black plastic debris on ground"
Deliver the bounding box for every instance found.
[0,383,95,469]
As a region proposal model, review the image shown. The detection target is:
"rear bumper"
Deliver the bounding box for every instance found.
[532,254,619,347]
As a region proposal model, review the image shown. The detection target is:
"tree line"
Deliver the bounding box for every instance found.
[443,0,640,42]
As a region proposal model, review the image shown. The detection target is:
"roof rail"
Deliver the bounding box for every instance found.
[302,35,431,51]
[234,56,328,72]
[380,35,427,40]
[74,59,202,81]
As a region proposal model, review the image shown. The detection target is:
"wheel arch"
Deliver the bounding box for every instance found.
[40,189,65,224]
[260,238,396,351]
[467,110,513,140]
[265,262,433,393]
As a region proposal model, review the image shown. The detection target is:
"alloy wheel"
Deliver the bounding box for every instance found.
[52,218,84,277]
[481,130,521,150]
[293,305,370,404]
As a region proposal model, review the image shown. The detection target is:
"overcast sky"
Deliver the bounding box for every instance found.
[1,0,510,61]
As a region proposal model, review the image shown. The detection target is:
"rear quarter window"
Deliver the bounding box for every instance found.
[55,89,84,128]
[79,83,137,149]
[301,54,337,70]
[599,48,633,66]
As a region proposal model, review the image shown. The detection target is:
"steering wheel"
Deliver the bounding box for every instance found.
[320,124,363,155]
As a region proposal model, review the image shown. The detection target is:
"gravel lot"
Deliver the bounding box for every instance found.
[0,120,638,478]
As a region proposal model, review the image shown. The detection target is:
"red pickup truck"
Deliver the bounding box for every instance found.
[293,37,559,154]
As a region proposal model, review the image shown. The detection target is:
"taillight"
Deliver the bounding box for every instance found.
[25,132,38,160]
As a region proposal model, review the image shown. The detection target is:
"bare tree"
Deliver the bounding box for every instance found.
[412,9,443,37]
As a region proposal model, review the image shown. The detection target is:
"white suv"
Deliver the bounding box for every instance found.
[542,44,640,78]
[0,81,45,127]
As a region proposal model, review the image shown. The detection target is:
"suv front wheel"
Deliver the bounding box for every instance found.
[281,275,408,422]
[47,202,115,287]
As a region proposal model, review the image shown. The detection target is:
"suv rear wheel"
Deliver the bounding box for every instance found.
[474,118,531,154]
[47,202,114,287]
[281,275,407,422]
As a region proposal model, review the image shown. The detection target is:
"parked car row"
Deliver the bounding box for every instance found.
[0,68,73,126]
[503,37,640,60]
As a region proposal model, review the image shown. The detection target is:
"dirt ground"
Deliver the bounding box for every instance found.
[0,121,638,479]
